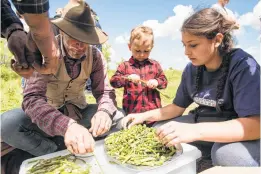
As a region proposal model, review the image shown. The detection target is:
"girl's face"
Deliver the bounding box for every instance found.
[128,35,153,62]
[182,32,223,70]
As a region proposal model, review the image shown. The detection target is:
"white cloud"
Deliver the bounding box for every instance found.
[237,1,261,30]
[108,47,116,60]
[143,5,194,40]
[114,5,193,43]
[115,33,129,44]
[111,3,260,70]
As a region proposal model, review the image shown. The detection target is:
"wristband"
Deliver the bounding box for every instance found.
[98,108,114,119]
[7,28,26,40]
[67,120,77,128]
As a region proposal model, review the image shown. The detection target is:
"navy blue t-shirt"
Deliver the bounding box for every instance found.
[173,48,260,118]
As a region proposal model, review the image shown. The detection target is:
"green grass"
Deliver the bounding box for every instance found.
[1,65,196,114]
[0,65,23,113]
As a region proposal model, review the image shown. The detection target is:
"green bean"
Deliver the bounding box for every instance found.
[26,154,90,174]
[105,125,176,166]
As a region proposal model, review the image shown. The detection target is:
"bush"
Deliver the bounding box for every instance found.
[1,65,19,81]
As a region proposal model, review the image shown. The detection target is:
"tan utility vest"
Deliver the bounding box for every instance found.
[46,43,93,109]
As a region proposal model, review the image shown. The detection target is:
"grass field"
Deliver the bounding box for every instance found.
[0,65,196,114]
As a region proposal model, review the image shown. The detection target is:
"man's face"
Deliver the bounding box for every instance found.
[62,32,88,59]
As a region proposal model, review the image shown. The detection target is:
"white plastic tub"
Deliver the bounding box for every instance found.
[20,140,201,174]
[95,140,202,174]
[19,149,103,174]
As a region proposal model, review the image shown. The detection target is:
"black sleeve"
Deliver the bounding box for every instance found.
[1,0,23,37]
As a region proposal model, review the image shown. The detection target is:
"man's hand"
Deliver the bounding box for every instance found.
[8,29,43,78]
[11,59,34,78]
[64,121,95,154]
[7,29,29,69]
[147,79,158,89]
[89,111,112,137]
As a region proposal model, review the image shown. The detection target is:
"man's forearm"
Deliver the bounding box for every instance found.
[23,12,59,61]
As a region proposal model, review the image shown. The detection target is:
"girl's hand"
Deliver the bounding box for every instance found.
[120,113,146,129]
[147,79,158,89]
[156,121,200,147]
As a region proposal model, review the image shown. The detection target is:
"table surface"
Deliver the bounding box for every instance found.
[199,167,261,174]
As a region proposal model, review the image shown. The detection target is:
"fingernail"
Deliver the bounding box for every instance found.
[22,63,28,68]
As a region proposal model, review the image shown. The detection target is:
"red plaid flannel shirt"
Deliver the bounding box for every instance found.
[110,57,167,114]
[22,45,117,136]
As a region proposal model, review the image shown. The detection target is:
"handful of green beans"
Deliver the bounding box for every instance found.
[26,154,90,174]
[105,125,176,166]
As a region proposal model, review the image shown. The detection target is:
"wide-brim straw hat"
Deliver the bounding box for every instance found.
[51,2,108,44]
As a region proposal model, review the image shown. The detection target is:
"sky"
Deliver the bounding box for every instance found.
[48,0,260,70]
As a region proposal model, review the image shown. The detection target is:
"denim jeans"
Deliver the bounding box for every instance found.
[153,114,260,166]
[1,104,125,157]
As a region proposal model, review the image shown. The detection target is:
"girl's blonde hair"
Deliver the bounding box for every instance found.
[129,26,154,46]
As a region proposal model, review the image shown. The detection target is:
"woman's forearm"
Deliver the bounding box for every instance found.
[144,104,186,122]
[195,116,260,142]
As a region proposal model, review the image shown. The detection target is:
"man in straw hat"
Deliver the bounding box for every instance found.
[1,2,124,156]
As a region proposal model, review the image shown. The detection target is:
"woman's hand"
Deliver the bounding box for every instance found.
[156,121,200,146]
[120,113,147,129]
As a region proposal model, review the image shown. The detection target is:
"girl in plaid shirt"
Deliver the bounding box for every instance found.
[110,26,168,115]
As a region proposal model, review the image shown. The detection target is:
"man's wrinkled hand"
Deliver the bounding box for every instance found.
[64,121,95,154]
[11,40,44,78]
[11,59,34,79]
[7,30,29,69]
[89,111,112,137]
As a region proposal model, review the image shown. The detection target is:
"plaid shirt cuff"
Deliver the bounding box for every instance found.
[12,0,49,14]
[52,115,71,136]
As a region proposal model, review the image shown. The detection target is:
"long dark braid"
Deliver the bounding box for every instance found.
[192,65,204,98]
[216,52,231,103]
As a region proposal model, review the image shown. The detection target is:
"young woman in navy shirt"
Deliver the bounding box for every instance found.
[121,8,260,167]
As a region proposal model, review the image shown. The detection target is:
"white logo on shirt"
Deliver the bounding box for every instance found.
[193,97,217,107]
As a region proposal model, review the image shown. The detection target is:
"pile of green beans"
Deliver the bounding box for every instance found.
[26,154,90,174]
[105,125,176,166]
